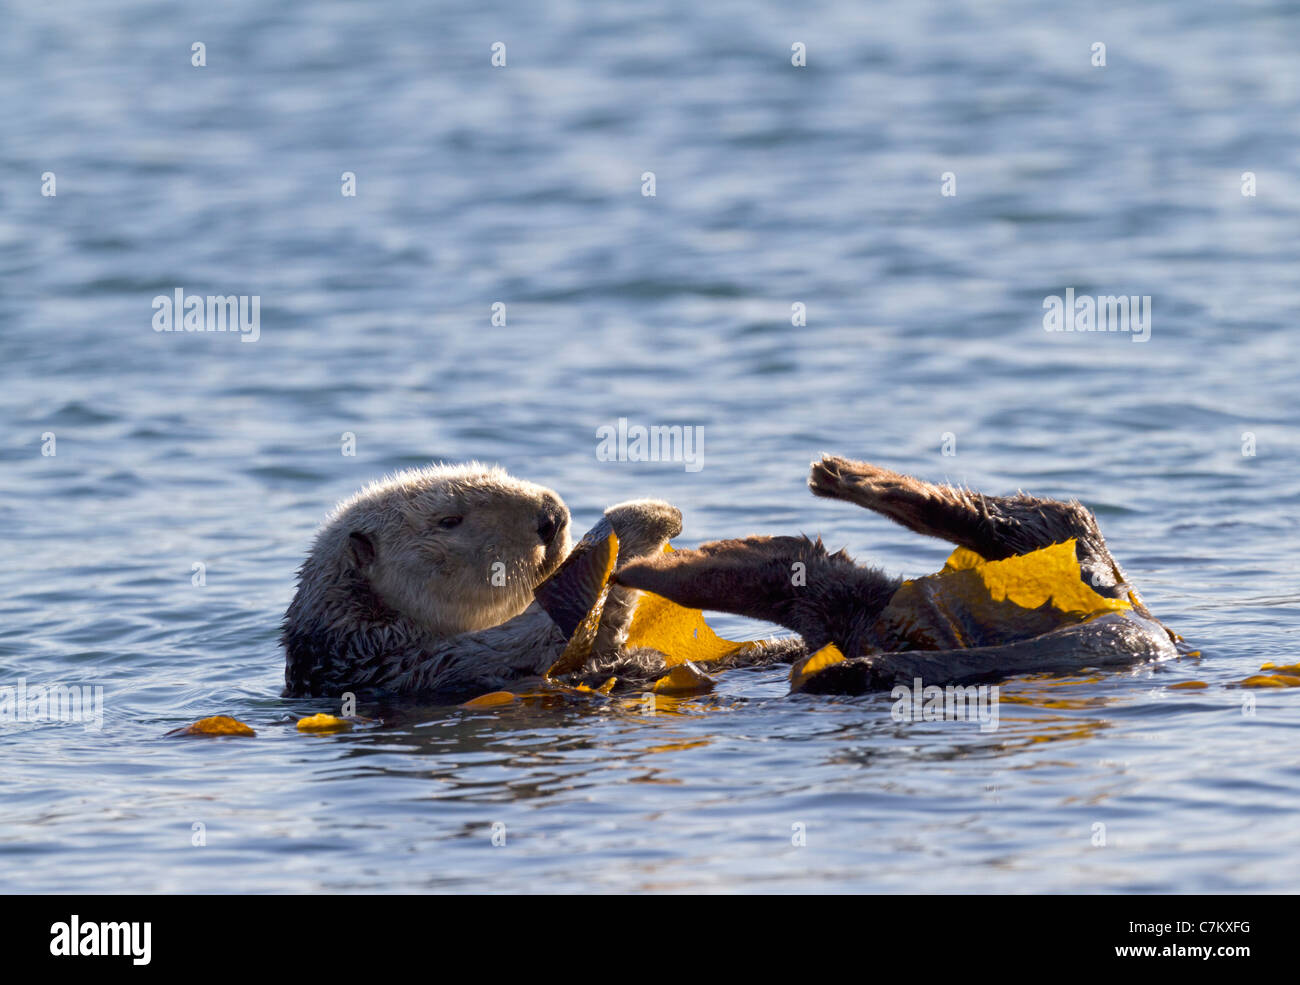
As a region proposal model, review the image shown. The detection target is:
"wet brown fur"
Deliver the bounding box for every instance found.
[613,455,1181,690]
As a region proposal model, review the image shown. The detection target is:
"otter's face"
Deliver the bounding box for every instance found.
[337,465,570,637]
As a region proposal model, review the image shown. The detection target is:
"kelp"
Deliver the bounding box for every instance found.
[465,544,755,706]
[790,644,847,692]
[296,713,354,732]
[167,715,256,737]
[543,532,620,677]
[793,540,1151,693]
[625,547,763,668]
[875,539,1131,652]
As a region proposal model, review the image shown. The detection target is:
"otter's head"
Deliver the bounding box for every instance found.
[316,462,570,638]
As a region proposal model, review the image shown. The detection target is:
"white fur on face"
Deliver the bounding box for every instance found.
[325,463,570,637]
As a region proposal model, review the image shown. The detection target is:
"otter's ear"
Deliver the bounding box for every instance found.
[347,531,376,569]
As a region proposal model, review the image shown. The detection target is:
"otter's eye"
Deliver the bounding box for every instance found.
[437,515,464,530]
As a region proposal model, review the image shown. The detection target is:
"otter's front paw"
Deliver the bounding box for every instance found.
[580,499,682,661]
[602,499,682,561]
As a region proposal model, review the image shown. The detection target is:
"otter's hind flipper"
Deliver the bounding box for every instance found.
[808,456,1184,650]
[809,456,1122,588]
[613,536,900,658]
[794,611,1178,695]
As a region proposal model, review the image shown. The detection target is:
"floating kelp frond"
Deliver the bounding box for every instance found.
[296,713,354,732]
[1239,674,1300,688]
[650,661,714,695]
[790,643,846,691]
[167,715,256,737]
[461,690,518,707]
[460,674,712,715]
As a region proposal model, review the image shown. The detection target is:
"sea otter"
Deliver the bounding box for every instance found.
[280,463,684,698]
[612,455,1184,694]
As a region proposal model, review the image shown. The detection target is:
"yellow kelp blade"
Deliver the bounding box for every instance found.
[296,713,353,732]
[1225,663,1300,689]
[463,677,621,711]
[789,643,846,692]
[651,661,715,695]
[625,547,760,667]
[941,546,989,571]
[548,594,608,676]
[878,539,1131,650]
[167,715,256,737]
[461,691,518,708]
[1240,674,1300,688]
[545,533,619,677]
[941,539,1131,616]
[572,679,617,695]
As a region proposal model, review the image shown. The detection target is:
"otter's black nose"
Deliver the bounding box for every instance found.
[537,506,563,546]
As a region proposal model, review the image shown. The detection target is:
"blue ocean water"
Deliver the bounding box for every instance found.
[1,0,1297,892]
